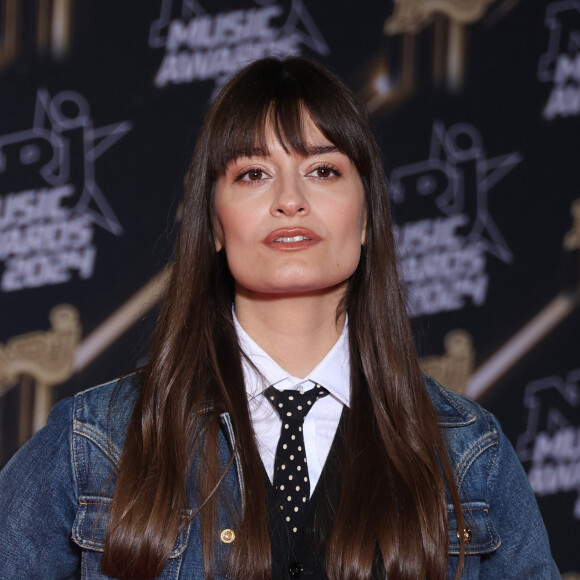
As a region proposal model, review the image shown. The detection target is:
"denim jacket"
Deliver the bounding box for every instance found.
[0,373,559,579]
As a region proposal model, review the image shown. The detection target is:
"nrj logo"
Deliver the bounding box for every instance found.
[149,0,329,89]
[516,369,580,519]
[390,121,521,317]
[538,0,580,120]
[0,89,131,292]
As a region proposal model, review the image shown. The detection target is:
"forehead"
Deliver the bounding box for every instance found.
[266,115,335,151]
[289,115,328,143]
[225,114,341,165]
[208,94,367,179]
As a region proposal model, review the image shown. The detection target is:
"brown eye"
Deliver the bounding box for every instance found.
[236,168,268,182]
[307,165,340,179]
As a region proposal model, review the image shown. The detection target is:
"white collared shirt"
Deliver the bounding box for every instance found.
[234,312,350,496]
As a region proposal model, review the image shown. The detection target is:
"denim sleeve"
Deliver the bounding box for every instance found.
[480,413,559,579]
[0,396,80,579]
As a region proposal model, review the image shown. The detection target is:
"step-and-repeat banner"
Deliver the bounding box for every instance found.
[1,1,579,575]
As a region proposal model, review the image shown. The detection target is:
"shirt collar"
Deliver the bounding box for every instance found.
[234,310,351,408]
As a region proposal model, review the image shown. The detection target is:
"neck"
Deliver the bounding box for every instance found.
[234,286,346,378]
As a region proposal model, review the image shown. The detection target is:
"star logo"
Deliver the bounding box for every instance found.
[516,370,580,463]
[515,369,580,520]
[0,88,132,235]
[538,0,580,84]
[389,120,522,262]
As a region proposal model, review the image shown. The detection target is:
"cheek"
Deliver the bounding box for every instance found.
[329,213,365,272]
[213,201,258,276]
[341,235,363,273]
[343,196,366,246]
[336,201,366,272]
[217,210,248,247]
[213,197,242,251]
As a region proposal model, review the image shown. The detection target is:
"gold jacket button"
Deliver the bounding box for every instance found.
[456,527,472,543]
[220,529,235,544]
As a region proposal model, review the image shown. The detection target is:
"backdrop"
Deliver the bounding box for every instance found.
[0,0,579,575]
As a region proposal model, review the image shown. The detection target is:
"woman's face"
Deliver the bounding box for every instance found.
[214,116,366,298]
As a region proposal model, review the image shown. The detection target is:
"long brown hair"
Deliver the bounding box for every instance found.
[101,57,466,579]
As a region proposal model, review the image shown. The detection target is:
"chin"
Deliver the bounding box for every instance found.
[238,277,349,298]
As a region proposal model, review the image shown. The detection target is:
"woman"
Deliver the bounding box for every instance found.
[0,58,558,579]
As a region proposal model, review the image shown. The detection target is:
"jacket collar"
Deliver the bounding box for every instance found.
[423,376,476,428]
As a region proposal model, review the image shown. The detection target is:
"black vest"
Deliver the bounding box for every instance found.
[266,411,385,579]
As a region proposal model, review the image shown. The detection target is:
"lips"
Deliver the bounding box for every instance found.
[263,227,321,249]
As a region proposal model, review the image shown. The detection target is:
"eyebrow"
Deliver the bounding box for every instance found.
[304,145,340,156]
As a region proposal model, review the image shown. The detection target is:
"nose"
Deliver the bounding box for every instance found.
[270,174,309,217]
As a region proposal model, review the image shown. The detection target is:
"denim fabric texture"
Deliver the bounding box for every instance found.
[0,373,560,579]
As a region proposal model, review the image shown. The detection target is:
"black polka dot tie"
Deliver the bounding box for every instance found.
[264,384,329,534]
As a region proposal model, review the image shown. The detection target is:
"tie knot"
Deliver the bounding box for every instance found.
[265,384,329,422]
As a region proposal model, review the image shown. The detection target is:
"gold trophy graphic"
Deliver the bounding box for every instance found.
[385,0,495,92]
[564,199,580,252]
[421,330,475,396]
[364,0,498,112]
[0,0,74,70]
[0,305,80,448]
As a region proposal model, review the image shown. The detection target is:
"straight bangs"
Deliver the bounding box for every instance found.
[205,58,373,179]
